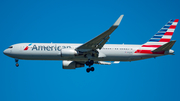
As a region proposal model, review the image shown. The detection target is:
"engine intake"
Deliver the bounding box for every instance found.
[62,60,84,69]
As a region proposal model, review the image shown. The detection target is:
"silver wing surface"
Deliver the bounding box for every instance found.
[76,15,124,52]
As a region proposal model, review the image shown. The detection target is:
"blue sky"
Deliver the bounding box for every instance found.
[0,0,180,101]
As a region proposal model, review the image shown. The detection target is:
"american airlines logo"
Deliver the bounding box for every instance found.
[28,44,72,51]
[24,43,32,50]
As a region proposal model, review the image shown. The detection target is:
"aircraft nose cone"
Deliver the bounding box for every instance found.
[3,49,11,55]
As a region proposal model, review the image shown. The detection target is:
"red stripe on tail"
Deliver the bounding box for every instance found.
[135,50,164,54]
[164,32,173,35]
[169,25,176,29]
[142,45,162,48]
[159,39,171,42]
[174,19,179,22]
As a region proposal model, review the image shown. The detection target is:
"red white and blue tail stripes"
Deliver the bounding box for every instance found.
[147,19,178,43]
[135,19,179,54]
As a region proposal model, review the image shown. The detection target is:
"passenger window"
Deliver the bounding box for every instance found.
[8,46,13,48]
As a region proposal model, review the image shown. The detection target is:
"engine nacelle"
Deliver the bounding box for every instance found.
[61,49,77,57]
[62,60,84,69]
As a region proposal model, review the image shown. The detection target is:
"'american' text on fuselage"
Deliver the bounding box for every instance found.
[32,45,71,51]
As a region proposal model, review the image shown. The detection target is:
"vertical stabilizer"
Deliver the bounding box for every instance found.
[144,19,179,46]
[135,19,179,54]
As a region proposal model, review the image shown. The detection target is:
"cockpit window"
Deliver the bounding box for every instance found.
[8,46,13,48]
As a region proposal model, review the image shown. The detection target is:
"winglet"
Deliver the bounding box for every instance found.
[113,15,124,26]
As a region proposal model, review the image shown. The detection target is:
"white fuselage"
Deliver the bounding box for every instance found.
[3,43,164,62]
[3,16,177,72]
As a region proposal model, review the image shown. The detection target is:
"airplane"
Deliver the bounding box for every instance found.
[3,15,179,73]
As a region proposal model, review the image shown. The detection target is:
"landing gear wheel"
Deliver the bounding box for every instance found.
[86,67,95,73]
[15,59,19,67]
[86,68,90,73]
[89,60,94,65]
[90,67,94,71]
[85,60,94,73]
[85,62,90,66]
[15,59,18,63]
[85,60,94,67]
[16,63,19,67]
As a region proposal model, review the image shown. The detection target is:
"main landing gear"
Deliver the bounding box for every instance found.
[85,60,94,73]
[15,58,19,67]
[86,67,94,73]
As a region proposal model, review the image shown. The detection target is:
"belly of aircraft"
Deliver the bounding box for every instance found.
[10,49,162,61]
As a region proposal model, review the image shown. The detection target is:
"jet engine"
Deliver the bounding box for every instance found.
[62,60,84,69]
[61,49,78,57]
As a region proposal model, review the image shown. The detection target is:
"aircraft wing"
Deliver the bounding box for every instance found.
[76,15,124,52]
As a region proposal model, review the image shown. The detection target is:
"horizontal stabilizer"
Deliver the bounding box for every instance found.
[152,40,176,52]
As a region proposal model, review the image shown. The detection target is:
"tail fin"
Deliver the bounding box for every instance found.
[143,19,178,47]
[135,19,179,54]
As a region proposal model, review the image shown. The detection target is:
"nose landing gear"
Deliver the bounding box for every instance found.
[86,60,94,73]
[15,58,19,67]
